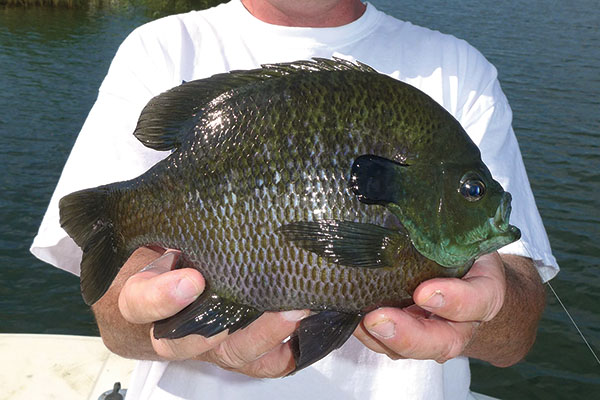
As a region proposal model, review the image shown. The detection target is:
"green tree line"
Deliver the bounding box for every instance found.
[1,0,228,18]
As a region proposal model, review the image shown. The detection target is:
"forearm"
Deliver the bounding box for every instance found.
[92,246,164,360]
[462,254,546,366]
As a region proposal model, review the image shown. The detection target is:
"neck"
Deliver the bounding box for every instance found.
[240,0,366,27]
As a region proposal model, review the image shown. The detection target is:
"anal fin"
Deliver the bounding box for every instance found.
[153,290,262,339]
[288,311,362,374]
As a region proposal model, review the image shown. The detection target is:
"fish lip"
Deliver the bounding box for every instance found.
[492,192,512,232]
[489,191,520,240]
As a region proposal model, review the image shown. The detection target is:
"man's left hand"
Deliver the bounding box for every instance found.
[354,252,507,363]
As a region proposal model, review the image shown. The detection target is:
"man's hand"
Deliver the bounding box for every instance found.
[93,247,307,378]
[354,252,545,367]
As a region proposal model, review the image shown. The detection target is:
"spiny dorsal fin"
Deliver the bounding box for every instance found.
[133,73,274,151]
[261,57,377,75]
[133,57,376,151]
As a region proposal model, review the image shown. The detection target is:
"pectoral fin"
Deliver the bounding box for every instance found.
[278,220,410,269]
[288,311,362,374]
[153,290,262,339]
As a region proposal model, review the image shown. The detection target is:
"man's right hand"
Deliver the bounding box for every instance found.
[93,247,308,378]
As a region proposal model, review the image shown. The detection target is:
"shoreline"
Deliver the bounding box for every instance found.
[0,0,226,18]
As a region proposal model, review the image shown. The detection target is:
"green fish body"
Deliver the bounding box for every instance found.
[59,58,520,372]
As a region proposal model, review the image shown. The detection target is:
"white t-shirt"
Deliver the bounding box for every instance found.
[30,1,559,399]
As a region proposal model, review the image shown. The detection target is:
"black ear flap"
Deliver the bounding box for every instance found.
[349,155,406,205]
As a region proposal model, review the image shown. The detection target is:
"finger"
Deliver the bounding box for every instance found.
[151,328,230,360]
[201,310,308,371]
[413,252,506,322]
[224,342,297,378]
[353,304,430,359]
[363,307,478,362]
[151,309,307,366]
[119,251,205,324]
[353,322,404,360]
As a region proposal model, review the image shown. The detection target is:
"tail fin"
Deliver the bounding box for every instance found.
[59,186,128,305]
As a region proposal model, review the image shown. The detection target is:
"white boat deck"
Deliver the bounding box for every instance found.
[0,333,499,399]
[0,334,135,400]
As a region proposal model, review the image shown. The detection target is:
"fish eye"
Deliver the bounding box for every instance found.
[460,179,486,202]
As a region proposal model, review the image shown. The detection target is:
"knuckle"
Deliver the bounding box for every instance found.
[386,352,403,361]
[253,325,284,348]
[256,366,288,379]
[145,287,170,315]
[208,344,293,378]
[247,365,285,379]
[437,326,471,362]
[153,334,215,361]
[121,274,183,323]
[248,353,293,378]
[118,285,138,322]
[450,300,469,321]
[152,338,183,360]
[211,340,252,369]
[396,334,421,358]
[120,288,153,323]
[439,340,461,362]
[435,345,456,364]
[483,285,505,321]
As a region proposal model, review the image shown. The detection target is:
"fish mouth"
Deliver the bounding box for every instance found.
[489,191,521,240]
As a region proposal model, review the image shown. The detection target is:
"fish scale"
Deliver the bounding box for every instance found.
[59,58,520,372]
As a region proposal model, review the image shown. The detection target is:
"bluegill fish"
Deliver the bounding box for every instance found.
[59,58,520,372]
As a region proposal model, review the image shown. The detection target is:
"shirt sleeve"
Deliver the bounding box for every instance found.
[30,22,181,275]
[457,46,559,282]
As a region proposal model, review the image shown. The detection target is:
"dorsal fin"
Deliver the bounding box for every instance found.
[133,57,376,151]
[261,57,377,74]
[133,72,276,151]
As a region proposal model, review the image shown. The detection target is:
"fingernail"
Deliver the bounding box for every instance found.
[421,290,445,310]
[367,319,396,339]
[174,276,201,302]
[281,310,308,322]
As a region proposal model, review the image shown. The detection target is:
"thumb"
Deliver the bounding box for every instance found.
[413,252,506,323]
[118,250,205,324]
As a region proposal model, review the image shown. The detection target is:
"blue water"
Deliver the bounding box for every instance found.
[1,1,599,398]
[0,7,149,334]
